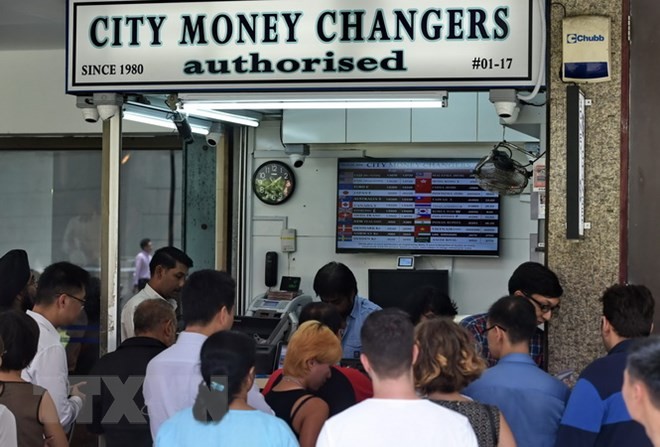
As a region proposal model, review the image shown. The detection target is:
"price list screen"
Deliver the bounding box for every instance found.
[336,159,500,256]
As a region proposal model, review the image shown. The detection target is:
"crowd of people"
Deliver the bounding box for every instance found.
[0,246,659,447]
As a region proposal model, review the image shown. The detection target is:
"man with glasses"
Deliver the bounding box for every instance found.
[555,284,654,447]
[22,261,90,433]
[464,295,569,447]
[460,261,563,368]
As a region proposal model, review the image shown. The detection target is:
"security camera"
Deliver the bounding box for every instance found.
[489,89,521,124]
[206,123,222,147]
[81,107,99,123]
[284,144,310,169]
[76,96,99,123]
[493,101,519,119]
[289,153,305,168]
[96,104,119,121]
[93,93,123,121]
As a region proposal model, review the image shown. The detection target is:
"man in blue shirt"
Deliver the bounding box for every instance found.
[555,284,654,447]
[313,262,381,359]
[464,295,569,447]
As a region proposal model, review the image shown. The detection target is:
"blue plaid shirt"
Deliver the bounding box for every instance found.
[460,312,545,368]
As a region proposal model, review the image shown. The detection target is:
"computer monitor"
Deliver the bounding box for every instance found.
[368,269,449,310]
[255,344,278,376]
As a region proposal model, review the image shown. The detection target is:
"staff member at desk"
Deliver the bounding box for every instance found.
[313,262,381,359]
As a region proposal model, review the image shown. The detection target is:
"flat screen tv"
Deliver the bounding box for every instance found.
[368,269,450,310]
[336,158,500,256]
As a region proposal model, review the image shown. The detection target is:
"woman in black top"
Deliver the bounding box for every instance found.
[414,318,516,447]
[264,320,342,447]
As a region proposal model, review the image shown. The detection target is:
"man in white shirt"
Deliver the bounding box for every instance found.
[143,269,273,438]
[22,261,90,433]
[132,238,153,293]
[316,308,478,447]
[121,246,192,341]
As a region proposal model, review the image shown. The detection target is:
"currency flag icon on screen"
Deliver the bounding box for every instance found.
[415,177,432,193]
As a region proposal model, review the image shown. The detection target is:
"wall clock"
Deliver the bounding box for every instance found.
[252,160,296,205]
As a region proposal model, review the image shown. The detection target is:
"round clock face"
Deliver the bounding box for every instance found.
[252,161,296,205]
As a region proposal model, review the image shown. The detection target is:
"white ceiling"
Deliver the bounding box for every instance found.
[0,1,66,50]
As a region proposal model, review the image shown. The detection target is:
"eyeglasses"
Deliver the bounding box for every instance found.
[59,292,86,308]
[523,293,560,313]
[485,324,507,333]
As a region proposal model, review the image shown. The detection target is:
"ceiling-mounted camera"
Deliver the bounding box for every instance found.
[284,144,310,168]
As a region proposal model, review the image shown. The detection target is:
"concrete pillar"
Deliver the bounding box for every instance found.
[547,1,624,374]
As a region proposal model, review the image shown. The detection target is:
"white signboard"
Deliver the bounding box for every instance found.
[67,0,544,93]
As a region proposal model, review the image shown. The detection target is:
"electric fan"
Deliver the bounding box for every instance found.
[473,142,544,195]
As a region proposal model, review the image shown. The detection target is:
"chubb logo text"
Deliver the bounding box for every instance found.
[566,34,606,44]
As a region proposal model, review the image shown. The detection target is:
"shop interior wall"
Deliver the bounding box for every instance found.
[247,121,539,316]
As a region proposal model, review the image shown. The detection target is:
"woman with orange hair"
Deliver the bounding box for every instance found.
[414,318,516,447]
[264,320,342,447]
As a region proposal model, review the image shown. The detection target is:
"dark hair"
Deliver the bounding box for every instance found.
[0,310,40,371]
[140,238,151,250]
[508,262,563,298]
[313,262,357,303]
[149,246,193,276]
[299,302,343,334]
[181,270,235,327]
[601,284,654,338]
[134,299,176,335]
[34,262,90,306]
[361,308,414,379]
[406,286,458,325]
[627,335,660,408]
[193,331,256,422]
[414,318,486,394]
[487,295,537,344]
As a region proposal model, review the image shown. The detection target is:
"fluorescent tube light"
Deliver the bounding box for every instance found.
[179,91,448,110]
[123,111,209,135]
[185,100,446,110]
[180,106,260,127]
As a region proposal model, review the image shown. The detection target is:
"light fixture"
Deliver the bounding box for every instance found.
[179,105,260,127]
[179,91,448,110]
[123,110,209,135]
